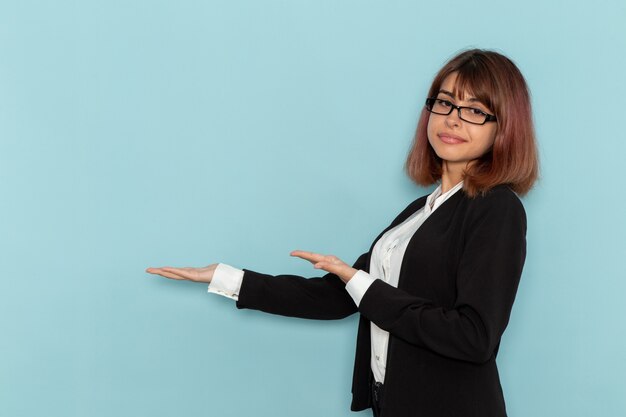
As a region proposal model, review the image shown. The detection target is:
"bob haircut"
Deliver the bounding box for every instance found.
[406,49,539,197]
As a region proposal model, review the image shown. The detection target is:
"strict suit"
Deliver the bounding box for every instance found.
[236,184,527,417]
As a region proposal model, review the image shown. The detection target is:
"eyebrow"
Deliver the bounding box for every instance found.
[438,89,482,104]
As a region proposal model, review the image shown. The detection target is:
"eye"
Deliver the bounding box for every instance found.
[469,107,487,116]
[436,99,453,108]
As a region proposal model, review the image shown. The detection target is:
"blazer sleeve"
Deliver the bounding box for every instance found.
[358,189,527,363]
[235,252,369,320]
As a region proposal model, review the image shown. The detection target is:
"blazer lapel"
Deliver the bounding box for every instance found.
[364,195,428,273]
[396,190,465,288]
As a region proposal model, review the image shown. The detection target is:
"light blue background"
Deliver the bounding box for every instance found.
[1,1,625,416]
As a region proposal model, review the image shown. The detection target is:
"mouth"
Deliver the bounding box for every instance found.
[437,133,467,144]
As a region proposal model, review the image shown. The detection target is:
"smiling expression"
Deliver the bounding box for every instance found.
[426,72,498,172]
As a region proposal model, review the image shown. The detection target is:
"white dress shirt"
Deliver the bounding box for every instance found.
[208,181,464,383]
[344,181,463,382]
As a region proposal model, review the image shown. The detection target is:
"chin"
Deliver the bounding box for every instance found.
[432,148,467,163]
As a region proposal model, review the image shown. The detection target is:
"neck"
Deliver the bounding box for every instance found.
[441,160,466,193]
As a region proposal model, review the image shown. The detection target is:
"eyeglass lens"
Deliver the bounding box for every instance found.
[429,99,489,124]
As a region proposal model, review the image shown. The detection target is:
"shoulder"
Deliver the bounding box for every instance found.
[462,184,527,229]
[466,184,524,210]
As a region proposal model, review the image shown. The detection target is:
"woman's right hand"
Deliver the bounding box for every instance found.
[145,264,218,283]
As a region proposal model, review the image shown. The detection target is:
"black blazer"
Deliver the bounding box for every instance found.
[236,184,527,417]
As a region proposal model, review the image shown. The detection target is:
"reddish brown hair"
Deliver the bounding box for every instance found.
[406,49,539,196]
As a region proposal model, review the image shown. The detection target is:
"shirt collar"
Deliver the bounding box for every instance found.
[426,181,464,213]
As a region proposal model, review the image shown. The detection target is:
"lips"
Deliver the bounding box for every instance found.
[438,133,467,144]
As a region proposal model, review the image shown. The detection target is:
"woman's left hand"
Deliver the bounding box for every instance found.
[290,250,357,284]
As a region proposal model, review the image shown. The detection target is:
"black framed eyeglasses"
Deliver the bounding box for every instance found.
[425,97,497,125]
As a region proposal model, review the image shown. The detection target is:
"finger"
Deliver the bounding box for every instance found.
[146,267,172,275]
[161,267,197,280]
[148,267,192,280]
[314,261,342,272]
[314,255,345,266]
[146,268,187,280]
[157,271,187,280]
[290,250,327,264]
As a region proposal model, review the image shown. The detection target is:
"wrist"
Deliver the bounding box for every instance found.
[341,267,358,284]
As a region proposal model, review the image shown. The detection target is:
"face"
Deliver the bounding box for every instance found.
[426,72,497,172]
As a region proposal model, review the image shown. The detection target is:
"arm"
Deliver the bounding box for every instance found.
[235,252,368,320]
[147,253,369,320]
[358,190,527,363]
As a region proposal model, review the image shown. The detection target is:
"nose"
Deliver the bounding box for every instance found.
[445,107,462,128]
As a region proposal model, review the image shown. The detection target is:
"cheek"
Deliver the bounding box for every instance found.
[426,114,437,144]
[473,126,497,150]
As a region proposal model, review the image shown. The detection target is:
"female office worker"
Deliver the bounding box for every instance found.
[147,48,539,417]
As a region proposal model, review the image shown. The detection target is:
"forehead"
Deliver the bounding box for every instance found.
[438,71,492,107]
[440,72,474,100]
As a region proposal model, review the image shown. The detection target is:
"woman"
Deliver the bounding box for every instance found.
[147,48,539,417]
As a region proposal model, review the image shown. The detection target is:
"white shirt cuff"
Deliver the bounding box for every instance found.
[345,270,377,307]
[207,263,244,301]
